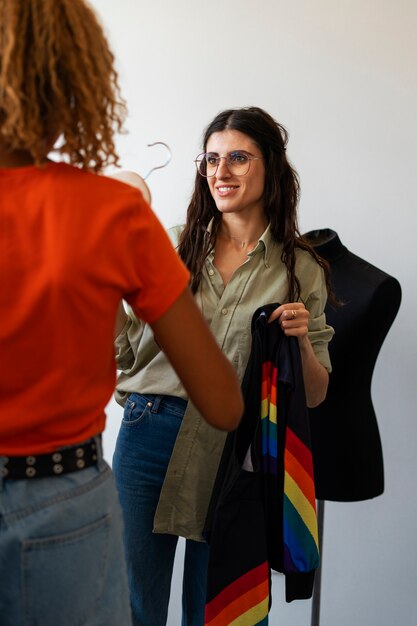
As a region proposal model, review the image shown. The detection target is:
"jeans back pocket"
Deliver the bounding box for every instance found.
[22,514,111,626]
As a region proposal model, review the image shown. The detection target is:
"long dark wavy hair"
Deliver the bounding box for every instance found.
[178,106,331,301]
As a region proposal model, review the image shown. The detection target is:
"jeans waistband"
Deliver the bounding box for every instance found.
[128,393,188,417]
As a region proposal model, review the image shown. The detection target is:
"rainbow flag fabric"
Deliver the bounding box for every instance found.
[261,359,320,579]
[204,305,320,625]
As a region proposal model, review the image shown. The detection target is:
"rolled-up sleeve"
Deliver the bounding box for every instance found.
[304,268,334,372]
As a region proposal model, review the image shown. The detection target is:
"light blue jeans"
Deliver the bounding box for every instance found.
[113,393,209,626]
[0,448,132,626]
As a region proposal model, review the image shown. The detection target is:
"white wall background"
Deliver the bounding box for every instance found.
[89,1,417,624]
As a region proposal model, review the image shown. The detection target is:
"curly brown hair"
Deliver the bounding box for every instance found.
[0,0,126,172]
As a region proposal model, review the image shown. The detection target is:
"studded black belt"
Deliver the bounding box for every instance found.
[0,437,101,480]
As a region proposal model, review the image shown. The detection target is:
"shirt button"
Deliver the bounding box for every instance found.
[221,308,228,316]
[208,269,214,276]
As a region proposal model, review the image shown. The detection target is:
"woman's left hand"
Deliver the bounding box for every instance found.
[269,302,328,407]
[268,303,309,338]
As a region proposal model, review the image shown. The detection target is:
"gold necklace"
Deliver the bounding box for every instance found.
[219,234,260,249]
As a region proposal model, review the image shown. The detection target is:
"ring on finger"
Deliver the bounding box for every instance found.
[291,309,297,319]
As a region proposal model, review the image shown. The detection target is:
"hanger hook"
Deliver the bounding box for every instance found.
[143,141,172,180]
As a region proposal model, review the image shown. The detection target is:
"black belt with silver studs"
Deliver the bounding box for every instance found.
[1,437,100,480]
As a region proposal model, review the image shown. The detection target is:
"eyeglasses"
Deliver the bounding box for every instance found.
[194,151,263,177]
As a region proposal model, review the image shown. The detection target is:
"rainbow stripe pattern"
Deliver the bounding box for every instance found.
[204,311,320,623]
[261,360,320,574]
[204,562,269,626]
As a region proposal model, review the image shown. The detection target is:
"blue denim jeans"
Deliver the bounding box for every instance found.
[113,393,209,626]
[0,450,132,626]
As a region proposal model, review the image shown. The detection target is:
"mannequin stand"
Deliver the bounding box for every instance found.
[311,500,325,626]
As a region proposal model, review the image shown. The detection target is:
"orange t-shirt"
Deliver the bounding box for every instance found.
[0,162,189,455]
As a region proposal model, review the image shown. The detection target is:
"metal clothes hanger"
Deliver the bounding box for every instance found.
[143,141,172,180]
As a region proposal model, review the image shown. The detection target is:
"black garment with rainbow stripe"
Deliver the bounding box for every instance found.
[204,304,319,625]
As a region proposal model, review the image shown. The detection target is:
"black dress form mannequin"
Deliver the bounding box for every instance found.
[303,229,401,626]
[303,228,401,500]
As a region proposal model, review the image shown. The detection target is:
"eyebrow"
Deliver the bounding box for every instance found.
[205,150,254,156]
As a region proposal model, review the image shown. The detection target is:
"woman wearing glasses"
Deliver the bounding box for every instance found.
[113,106,334,626]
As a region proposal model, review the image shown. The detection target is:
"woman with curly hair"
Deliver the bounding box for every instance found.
[114,106,334,625]
[0,2,243,625]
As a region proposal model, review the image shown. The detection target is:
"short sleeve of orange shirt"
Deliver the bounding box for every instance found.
[113,177,190,324]
[0,162,190,454]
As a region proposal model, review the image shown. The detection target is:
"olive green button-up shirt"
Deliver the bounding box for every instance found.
[115,224,334,541]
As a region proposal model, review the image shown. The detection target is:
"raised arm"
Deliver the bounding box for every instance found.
[109,170,152,204]
[111,171,149,339]
[150,287,243,431]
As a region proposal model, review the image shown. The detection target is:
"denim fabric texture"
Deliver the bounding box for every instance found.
[113,393,209,626]
[0,454,132,626]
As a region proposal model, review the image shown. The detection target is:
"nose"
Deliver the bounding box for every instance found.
[216,157,231,179]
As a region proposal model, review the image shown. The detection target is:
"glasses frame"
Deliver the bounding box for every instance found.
[194,151,263,177]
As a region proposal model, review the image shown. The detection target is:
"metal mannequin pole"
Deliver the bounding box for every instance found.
[311,500,325,626]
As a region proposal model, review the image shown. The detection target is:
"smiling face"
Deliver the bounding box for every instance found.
[205,129,266,219]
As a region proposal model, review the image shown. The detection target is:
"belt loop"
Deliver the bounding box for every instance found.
[92,435,103,461]
[151,395,162,413]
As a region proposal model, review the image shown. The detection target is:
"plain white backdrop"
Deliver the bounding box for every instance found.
[88,1,417,624]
